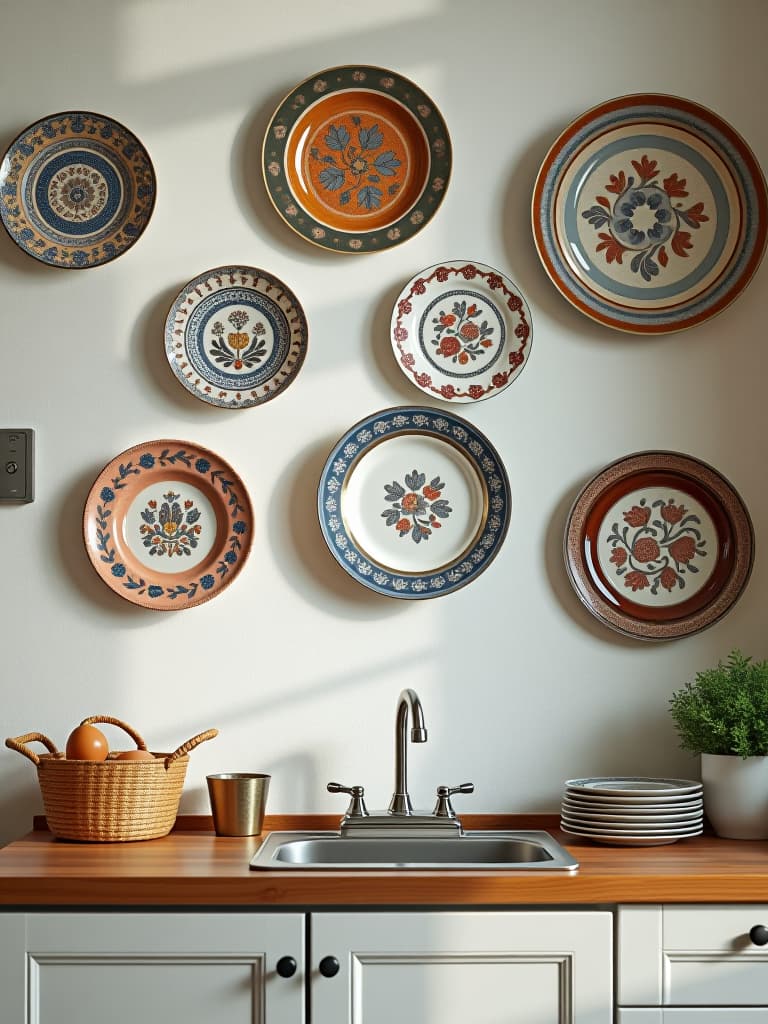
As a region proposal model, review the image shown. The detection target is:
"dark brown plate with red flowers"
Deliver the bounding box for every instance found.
[564,451,753,641]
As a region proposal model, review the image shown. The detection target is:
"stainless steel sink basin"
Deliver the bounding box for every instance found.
[249,830,578,871]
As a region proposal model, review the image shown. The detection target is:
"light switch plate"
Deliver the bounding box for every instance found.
[0,429,34,502]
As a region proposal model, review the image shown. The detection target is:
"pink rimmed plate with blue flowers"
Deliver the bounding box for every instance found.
[533,94,768,333]
[83,440,253,610]
[318,407,511,599]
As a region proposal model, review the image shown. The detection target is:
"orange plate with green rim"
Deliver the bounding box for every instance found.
[263,66,451,253]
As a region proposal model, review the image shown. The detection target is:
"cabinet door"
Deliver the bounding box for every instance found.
[311,910,612,1024]
[3,912,304,1024]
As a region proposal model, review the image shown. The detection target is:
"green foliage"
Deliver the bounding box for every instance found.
[669,650,768,758]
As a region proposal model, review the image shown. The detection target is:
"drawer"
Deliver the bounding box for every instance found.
[619,1011,768,1022]
[619,905,768,1007]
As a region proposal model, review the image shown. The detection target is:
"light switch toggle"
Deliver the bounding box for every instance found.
[0,430,34,502]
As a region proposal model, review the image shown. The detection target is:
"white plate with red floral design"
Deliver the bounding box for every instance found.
[533,94,767,333]
[390,261,532,403]
[564,451,753,640]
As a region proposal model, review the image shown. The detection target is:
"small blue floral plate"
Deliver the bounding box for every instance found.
[0,111,156,268]
[83,440,253,610]
[318,407,510,599]
[164,266,309,408]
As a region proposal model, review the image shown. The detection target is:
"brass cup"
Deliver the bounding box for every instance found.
[206,772,271,837]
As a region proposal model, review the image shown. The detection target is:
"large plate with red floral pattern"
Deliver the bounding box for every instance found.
[318,407,510,599]
[390,261,532,403]
[263,65,451,253]
[83,440,253,610]
[564,451,753,640]
[533,94,767,333]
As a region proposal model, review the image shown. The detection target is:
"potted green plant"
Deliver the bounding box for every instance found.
[669,650,768,839]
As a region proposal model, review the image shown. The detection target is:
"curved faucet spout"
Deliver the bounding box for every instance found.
[388,688,427,815]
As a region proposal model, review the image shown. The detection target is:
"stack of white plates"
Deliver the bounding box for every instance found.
[560,777,704,846]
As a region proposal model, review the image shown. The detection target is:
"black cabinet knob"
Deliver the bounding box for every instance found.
[276,956,297,978]
[750,925,768,946]
[319,955,340,977]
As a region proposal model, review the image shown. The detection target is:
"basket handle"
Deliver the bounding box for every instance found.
[5,732,61,766]
[164,728,218,769]
[80,716,148,751]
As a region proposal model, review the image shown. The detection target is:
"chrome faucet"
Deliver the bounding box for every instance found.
[388,688,428,815]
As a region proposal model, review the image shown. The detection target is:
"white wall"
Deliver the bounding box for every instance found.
[1,0,766,844]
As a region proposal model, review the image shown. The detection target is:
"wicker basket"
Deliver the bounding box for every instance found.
[6,716,218,842]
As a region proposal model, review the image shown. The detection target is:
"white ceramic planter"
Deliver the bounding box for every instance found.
[701,753,768,839]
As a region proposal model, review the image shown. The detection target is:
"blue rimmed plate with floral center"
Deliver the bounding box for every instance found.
[564,451,754,640]
[83,440,253,610]
[391,261,532,402]
[164,266,309,408]
[0,111,156,268]
[263,65,451,253]
[318,407,510,599]
[533,94,768,333]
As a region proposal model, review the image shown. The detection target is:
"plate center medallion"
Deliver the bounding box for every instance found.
[123,480,218,573]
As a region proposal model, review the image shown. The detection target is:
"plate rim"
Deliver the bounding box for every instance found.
[163,264,309,409]
[531,91,768,334]
[262,64,452,253]
[389,259,533,403]
[83,438,253,610]
[317,405,511,599]
[565,775,702,793]
[563,450,754,641]
[0,108,157,269]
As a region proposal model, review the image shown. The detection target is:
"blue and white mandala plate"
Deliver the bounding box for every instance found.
[0,111,156,268]
[318,407,511,599]
[164,266,309,408]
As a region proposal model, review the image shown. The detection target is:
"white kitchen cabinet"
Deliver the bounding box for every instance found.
[310,910,612,1024]
[0,912,305,1024]
[0,909,612,1024]
[618,904,768,1014]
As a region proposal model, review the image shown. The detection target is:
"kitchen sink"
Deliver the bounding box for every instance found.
[249,830,578,871]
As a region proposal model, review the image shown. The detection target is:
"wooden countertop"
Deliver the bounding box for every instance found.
[2,814,768,906]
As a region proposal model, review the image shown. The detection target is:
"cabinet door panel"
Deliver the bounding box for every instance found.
[312,910,612,1024]
[24,913,304,1024]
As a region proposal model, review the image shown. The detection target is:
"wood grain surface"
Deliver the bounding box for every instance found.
[1,814,767,906]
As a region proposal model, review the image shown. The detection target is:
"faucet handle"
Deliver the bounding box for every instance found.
[433,782,474,819]
[327,782,369,818]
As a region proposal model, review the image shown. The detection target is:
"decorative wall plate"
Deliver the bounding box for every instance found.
[164,266,308,408]
[318,407,510,599]
[564,451,753,640]
[263,65,451,253]
[0,111,156,268]
[390,261,532,402]
[532,94,768,333]
[83,441,253,610]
